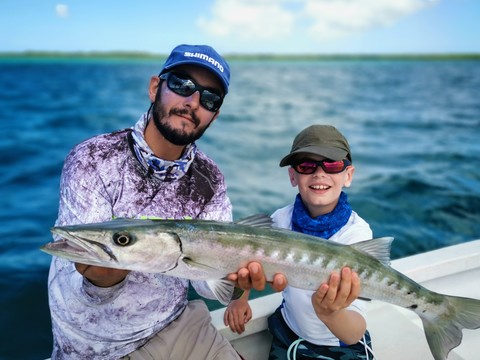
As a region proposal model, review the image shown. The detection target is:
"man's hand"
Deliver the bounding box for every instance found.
[226,262,287,292]
[75,263,130,288]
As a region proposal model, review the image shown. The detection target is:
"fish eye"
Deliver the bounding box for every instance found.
[112,232,134,246]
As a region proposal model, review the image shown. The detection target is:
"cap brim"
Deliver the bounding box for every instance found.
[279,146,349,167]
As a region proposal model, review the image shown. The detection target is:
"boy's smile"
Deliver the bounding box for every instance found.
[288,155,354,218]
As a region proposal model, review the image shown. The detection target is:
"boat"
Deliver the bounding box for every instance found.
[210,239,480,360]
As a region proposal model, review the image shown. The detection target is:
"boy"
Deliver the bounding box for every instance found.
[224,125,373,359]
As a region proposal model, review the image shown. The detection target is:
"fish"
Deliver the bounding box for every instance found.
[42,214,480,360]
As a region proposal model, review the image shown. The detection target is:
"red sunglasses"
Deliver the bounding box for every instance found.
[292,159,351,175]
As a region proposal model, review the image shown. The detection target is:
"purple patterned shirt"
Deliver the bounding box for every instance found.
[48,120,232,359]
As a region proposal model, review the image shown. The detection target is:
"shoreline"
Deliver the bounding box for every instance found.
[1,51,480,61]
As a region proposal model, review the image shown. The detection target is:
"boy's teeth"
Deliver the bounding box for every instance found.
[311,185,328,190]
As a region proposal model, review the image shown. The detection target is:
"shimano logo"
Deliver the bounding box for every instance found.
[184,52,224,73]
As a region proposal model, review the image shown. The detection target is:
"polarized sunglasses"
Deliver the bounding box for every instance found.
[292,159,352,175]
[159,72,223,112]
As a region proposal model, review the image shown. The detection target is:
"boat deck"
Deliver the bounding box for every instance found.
[211,239,480,360]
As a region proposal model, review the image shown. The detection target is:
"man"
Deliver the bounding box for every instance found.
[48,44,285,360]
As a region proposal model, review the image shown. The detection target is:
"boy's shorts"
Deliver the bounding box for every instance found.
[122,300,241,360]
[268,306,373,360]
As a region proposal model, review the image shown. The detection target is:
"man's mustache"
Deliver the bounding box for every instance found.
[170,108,200,127]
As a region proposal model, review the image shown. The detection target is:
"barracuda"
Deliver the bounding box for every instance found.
[42,215,480,360]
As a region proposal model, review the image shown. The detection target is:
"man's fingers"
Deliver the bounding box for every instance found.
[270,273,287,292]
[228,263,288,292]
[247,262,266,291]
[236,267,253,290]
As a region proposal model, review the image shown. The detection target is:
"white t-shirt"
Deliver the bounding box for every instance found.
[271,202,373,346]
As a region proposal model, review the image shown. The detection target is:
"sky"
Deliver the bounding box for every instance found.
[0,0,478,55]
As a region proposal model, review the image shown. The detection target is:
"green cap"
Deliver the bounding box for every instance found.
[279,125,352,167]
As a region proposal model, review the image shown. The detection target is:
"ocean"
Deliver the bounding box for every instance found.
[1,57,479,359]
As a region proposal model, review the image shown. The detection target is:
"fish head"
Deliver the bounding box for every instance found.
[43,218,183,273]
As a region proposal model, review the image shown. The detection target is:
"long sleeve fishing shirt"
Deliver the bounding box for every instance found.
[48,116,232,359]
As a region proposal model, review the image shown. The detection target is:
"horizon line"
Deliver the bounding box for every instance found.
[1,50,480,60]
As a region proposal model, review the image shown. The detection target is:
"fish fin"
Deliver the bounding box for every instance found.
[235,214,273,228]
[206,279,238,306]
[183,257,217,271]
[421,294,480,360]
[231,287,245,301]
[183,257,241,306]
[351,237,394,266]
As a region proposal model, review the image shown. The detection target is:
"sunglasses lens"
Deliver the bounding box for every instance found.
[168,74,195,96]
[166,73,222,112]
[200,91,222,112]
[322,161,346,173]
[294,162,318,174]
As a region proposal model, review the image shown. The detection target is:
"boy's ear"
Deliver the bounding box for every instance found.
[343,165,355,188]
[288,168,298,187]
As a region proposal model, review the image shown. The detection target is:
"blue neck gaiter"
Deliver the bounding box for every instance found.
[291,191,352,239]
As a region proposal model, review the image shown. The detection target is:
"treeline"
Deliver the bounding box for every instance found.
[1,51,480,61]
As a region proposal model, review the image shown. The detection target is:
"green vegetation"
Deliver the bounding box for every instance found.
[0,50,162,59]
[226,53,480,61]
[1,51,479,61]
[0,51,165,62]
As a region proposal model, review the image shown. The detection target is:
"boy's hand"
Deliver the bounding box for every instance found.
[312,267,360,319]
[224,297,252,334]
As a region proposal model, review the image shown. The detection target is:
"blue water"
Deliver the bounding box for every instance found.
[1,58,479,359]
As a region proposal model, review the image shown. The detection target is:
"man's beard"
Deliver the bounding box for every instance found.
[151,90,213,146]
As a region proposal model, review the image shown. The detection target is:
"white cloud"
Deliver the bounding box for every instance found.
[197,0,295,40]
[198,0,437,42]
[303,0,435,41]
[55,4,69,18]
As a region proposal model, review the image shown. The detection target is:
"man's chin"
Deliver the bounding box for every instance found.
[162,128,198,146]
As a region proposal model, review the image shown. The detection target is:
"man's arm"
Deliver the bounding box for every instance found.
[75,264,130,288]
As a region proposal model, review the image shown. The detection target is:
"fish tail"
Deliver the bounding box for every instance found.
[421,295,480,360]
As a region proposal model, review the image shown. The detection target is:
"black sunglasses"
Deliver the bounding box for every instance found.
[292,159,352,175]
[159,72,223,112]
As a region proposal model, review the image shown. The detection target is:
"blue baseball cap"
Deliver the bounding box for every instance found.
[159,44,230,94]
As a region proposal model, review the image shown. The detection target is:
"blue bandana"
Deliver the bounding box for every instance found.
[130,113,197,182]
[291,191,352,239]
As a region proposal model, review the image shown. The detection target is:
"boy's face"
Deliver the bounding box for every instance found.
[288,155,354,218]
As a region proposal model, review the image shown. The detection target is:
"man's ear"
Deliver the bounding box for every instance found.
[211,110,221,122]
[148,76,160,102]
[288,167,298,187]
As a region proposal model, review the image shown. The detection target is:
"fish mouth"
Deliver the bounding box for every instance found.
[43,228,118,264]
